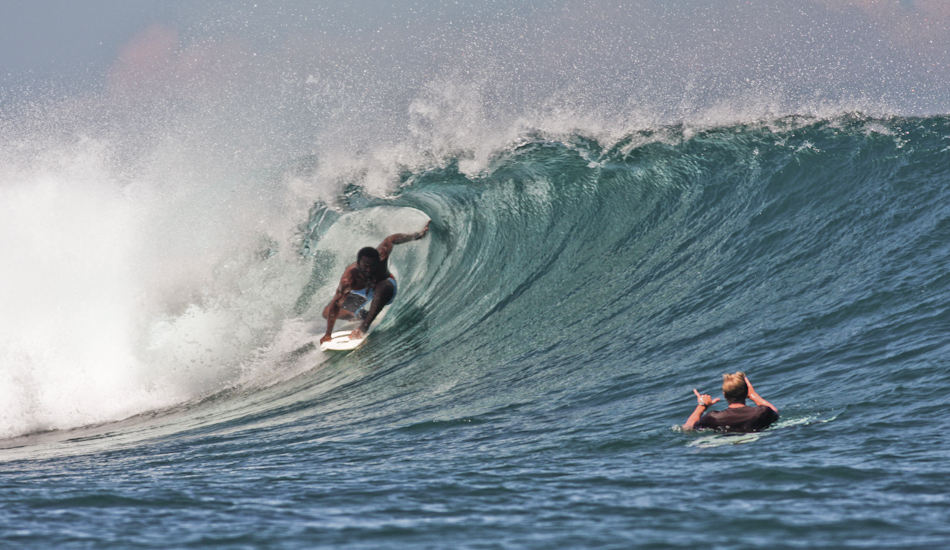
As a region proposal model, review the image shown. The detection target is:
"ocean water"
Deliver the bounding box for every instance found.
[3,2,950,549]
[3,112,949,549]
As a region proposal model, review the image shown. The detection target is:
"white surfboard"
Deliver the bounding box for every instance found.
[688,432,762,448]
[320,330,368,351]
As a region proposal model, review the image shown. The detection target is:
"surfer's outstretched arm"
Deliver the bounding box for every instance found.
[683,389,720,431]
[377,221,429,260]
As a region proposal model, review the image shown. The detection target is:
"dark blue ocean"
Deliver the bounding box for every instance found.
[3,112,949,549]
[3,2,950,548]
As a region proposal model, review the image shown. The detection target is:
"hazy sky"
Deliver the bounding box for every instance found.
[0,1,468,84]
[2,1,948,115]
[0,2,181,82]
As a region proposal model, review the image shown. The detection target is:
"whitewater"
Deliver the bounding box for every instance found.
[2,1,950,548]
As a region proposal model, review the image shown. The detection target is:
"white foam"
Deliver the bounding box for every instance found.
[0,127,429,439]
[0,137,182,437]
[0,114,326,438]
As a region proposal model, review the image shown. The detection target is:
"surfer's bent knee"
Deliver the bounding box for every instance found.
[376,279,395,301]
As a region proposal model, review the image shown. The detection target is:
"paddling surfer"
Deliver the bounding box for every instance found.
[683,372,779,432]
[320,222,429,344]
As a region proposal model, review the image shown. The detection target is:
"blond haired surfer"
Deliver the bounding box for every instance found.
[683,372,778,432]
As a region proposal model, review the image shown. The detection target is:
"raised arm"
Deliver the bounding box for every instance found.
[683,389,720,431]
[377,221,429,260]
[744,377,778,415]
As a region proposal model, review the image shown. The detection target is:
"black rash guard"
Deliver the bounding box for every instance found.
[694,405,778,433]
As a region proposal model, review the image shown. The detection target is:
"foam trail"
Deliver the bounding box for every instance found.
[0,121,430,439]
[0,137,177,437]
[0,112,320,439]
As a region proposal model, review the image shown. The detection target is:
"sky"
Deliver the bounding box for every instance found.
[0,2,181,84]
[1,1,948,117]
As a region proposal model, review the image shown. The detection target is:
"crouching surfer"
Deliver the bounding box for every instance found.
[320,222,429,344]
[683,372,779,432]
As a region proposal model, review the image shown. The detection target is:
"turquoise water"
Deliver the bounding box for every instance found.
[3,114,949,548]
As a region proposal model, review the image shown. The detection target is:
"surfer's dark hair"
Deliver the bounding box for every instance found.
[357,247,380,263]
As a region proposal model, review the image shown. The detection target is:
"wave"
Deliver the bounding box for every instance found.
[2,112,948,454]
[339,113,949,401]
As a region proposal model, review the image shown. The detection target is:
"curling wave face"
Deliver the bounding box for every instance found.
[3,113,949,449]
[3,111,950,550]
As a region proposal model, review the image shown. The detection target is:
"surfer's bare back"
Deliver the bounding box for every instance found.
[320,222,430,344]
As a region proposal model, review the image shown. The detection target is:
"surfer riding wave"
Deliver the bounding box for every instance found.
[320,222,429,344]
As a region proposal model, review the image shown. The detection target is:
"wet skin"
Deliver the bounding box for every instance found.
[321,222,428,343]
